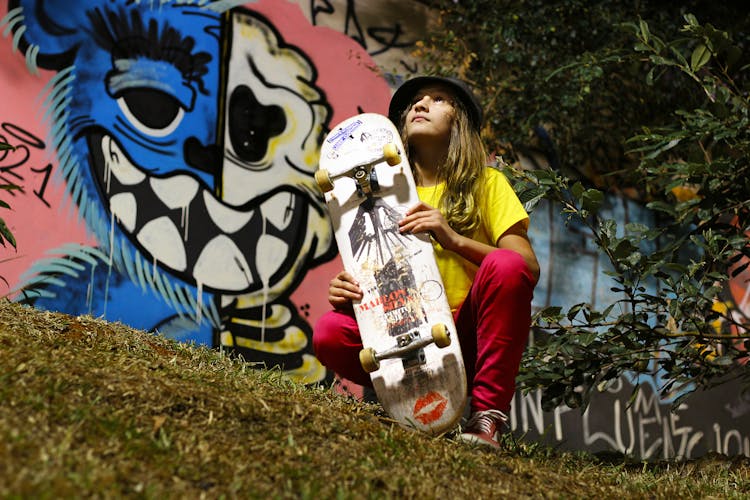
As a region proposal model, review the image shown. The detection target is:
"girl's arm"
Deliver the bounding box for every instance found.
[399,202,540,283]
[496,222,540,283]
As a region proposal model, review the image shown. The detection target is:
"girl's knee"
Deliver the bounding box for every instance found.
[312,309,359,359]
[312,311,338,356]
[481,249,534,290]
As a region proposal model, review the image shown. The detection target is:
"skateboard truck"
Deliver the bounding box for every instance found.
[359,323,451,373]
[315,143,401,196]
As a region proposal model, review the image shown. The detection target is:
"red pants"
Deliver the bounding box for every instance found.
[313,249,535,413]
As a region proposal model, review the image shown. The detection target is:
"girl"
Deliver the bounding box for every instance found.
[313,76,540,448]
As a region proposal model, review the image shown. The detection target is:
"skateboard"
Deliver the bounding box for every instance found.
[316,113,467,434]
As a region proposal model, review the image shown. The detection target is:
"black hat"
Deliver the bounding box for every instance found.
[388,76,483,131]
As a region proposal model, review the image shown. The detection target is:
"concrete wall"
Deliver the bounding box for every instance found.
[0,0,746,459]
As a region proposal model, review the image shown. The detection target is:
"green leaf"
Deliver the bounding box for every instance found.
[613,239,637,259]
[683,13,700,28]
[668,45,688,67]
[639,19,650,43]
[645,67,655,86]
[0,218,16,248]
[690,43,711,71]
[646,200,676,216]
[535,306,563,324]
[600,219,617,241]
[532,169,559,185]
[580,189,604,213]
[567,303,586,321]
[571,182,585,199]
[578,331,598,347]
[517,186,547,203]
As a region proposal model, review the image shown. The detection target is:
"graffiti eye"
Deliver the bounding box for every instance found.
[117,88,185,138]
[228,85,286,162]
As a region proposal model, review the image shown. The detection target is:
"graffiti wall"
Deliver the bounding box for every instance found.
[0,0,746,459]
[0,0,404,384]
[510,374,750,460]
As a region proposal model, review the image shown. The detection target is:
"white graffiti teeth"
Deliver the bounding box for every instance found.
[193,234,252,291]
[99,133,294,293]
[103,135,146,186]
[150,175,200,210]
[137,216,188,272]
[203,190,255,234]
[109,192,137,232]
[263,190,295,231]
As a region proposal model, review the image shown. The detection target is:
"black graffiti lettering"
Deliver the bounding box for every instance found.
[0,174,24,197]
[0,139,30,177]
[310,0,335,26]
[0,122,51,207]
[310,0,365,47]
[310,0,419,57]
[0,150,27,180]
[367,25,414,57]
[2,122,45,150]
[344,0,366,49]
[400,60,419,74]
[30,163,53,208]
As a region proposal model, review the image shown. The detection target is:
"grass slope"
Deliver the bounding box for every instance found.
[0,300,748,498]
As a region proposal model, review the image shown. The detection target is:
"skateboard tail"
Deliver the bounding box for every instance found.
[372,351,467,435]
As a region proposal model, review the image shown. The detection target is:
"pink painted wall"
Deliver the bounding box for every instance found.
[0,0,390,385]
[0,29,93,291]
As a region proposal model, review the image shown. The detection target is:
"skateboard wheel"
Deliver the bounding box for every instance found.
[382,143,401,166]
[315,169,334,193]
[431,324,451,348]
[359,347,380,373]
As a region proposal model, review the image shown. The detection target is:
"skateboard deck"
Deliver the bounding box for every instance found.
[317,113,467,434]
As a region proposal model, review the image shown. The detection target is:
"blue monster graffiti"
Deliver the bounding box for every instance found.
[3,0,336,382]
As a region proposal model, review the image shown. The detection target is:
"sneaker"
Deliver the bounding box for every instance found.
[458,409,508,449]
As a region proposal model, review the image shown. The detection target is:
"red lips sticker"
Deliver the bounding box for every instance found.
[413,391,448,425]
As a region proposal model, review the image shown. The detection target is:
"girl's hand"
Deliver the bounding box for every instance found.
[398,201,458,251]
[328,270,363,310]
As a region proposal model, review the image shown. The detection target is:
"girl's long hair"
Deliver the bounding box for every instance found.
[400,98,486,236]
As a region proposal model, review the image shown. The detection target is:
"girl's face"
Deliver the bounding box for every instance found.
[404,84,456,144]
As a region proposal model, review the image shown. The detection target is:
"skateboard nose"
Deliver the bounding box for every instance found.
[227,84,286,162]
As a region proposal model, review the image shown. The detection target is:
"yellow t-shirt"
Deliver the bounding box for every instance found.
[416,166,529,311]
